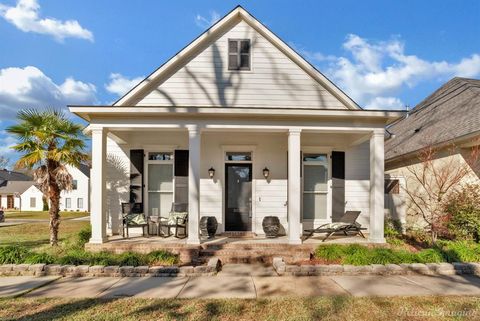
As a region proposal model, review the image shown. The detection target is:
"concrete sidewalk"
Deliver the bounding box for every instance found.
[2,274,480,298]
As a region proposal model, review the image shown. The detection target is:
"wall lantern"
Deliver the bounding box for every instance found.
[208,167,215,178]
[262,167,270,179]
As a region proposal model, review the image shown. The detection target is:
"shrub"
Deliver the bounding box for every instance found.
[25,252,56,264]
[146,250,179,266]
[118,252,145,266]
[314,245,345,262]
[438,241,480,262]
[88,251,119,266]
[0,246,30,264]
[416,248,445,263]
[444,184,480,242]
[77,226,92,246]
[58,249,90,265]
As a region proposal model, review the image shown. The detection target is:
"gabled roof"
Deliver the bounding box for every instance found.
[0,181,35,195]
[113,5,361,110]
[385,77,480,161]
[77,163,90,178]
[0,169,32,181]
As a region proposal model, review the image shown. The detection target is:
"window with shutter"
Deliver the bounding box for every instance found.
[228,39,251,70]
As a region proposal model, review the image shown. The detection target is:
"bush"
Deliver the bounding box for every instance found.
[77,226,92,246]
[0,246,30,264]
[58,249,90,265]
[314,245,346,262]
[438,241,480,263]
[25,252,56,264]
[416,248,445,263]
[444,184,480,242]
[146,250,179,266]
[88,251,119,266]
[118,252,145,266]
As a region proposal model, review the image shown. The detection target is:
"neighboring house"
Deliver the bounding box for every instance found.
[69,6,404,244]
[60,164,91,212]
[385,77,480,227]
[0,169,43,211]
[0,164,90,212]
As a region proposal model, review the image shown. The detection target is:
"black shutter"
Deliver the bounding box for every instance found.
[129,149,144,210]
[331,151,345,179]
[174,150,189,177]
[331,151,345,222]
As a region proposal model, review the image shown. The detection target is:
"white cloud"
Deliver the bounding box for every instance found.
[0,0,93,42]
[105,73,144,97]
[194,10,220,29]
[303,34,480,109]
[0,134,17,157]
[0,66,97,120]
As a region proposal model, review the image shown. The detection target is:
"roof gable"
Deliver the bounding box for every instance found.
[114,6,360,110]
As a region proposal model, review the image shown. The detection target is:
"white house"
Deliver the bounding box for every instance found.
[69,6,404,244]
[59,164,91,212]
[0,165,90,212]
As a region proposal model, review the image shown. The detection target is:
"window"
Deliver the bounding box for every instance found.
[148,152,173,161]
[65,198,71,209]
[77,198,83,209]
[385,179,400,194]
[72,180,78,190]
[228,39,250,70]
[30,197,36,208]
[225,152,252,162]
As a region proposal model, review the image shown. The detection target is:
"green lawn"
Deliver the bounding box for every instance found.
[0,220,89,251]
[1,296,479,321]
[4,211,89,220]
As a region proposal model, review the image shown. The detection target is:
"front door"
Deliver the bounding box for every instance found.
[225,164,252,231]
[302,153,330,227]
[7,195,14,209]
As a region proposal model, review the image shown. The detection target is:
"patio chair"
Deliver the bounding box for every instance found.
[303,211,366,241]
[121,202,149,238]
[153,203,188,238]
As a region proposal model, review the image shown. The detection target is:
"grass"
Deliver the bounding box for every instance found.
[0,220,89,250]
[314,242,480,265]
[0,297,479,321]
[0,218,179,266]
[4,210,89,220]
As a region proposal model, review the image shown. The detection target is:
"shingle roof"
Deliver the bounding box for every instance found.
[385,77,480,161]
[0,181,34,194]
[0,169,32,181]
[77,163,90,178]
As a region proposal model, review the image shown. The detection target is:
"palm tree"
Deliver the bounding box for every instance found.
[7,109,88,246]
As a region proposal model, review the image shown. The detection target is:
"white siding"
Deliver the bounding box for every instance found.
[60,165,90,212]
[105,136,131,234]
[135,20,346,109]
[345,142,370,228]
[20,185,44,211]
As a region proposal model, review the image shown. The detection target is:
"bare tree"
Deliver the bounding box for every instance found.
[404,143,480,242]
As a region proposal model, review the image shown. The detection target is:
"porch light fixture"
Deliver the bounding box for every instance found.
[208,167,215,178]
[262,167,270,179]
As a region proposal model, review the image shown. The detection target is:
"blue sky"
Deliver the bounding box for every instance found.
[0,0,479,166]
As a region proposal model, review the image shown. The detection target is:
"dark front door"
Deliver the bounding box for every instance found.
[225,164,252,231]
[7,195,14,209]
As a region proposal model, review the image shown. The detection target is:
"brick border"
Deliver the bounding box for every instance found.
[272,257,480,276]
[0,258,221,277]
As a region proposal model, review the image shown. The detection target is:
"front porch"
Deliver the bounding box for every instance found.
[84,110,392,247]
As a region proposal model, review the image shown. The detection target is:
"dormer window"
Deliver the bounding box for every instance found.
[228,39,250,70]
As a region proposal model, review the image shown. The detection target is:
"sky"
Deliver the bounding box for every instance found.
[0,0,479,166]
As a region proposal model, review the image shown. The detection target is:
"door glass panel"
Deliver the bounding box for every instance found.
[148,192,173,216]
[303,153,328,162]
[225,152,251,161]
[303,193,327,219]
[225,165,252,231]
[148,164,173,191]
[304,165,328,192]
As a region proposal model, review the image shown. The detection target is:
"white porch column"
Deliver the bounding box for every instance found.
[288,129,302,244]
[369,129,386,243]
[90,127,107,244]
[187,126,201,244]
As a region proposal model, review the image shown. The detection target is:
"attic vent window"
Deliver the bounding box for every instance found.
[228,39,250,70]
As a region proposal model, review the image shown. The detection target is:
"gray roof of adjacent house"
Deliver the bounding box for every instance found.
[385,77,480,161]
[0,180,34,195]
[77,163,90,178]
[0,169,32,181]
